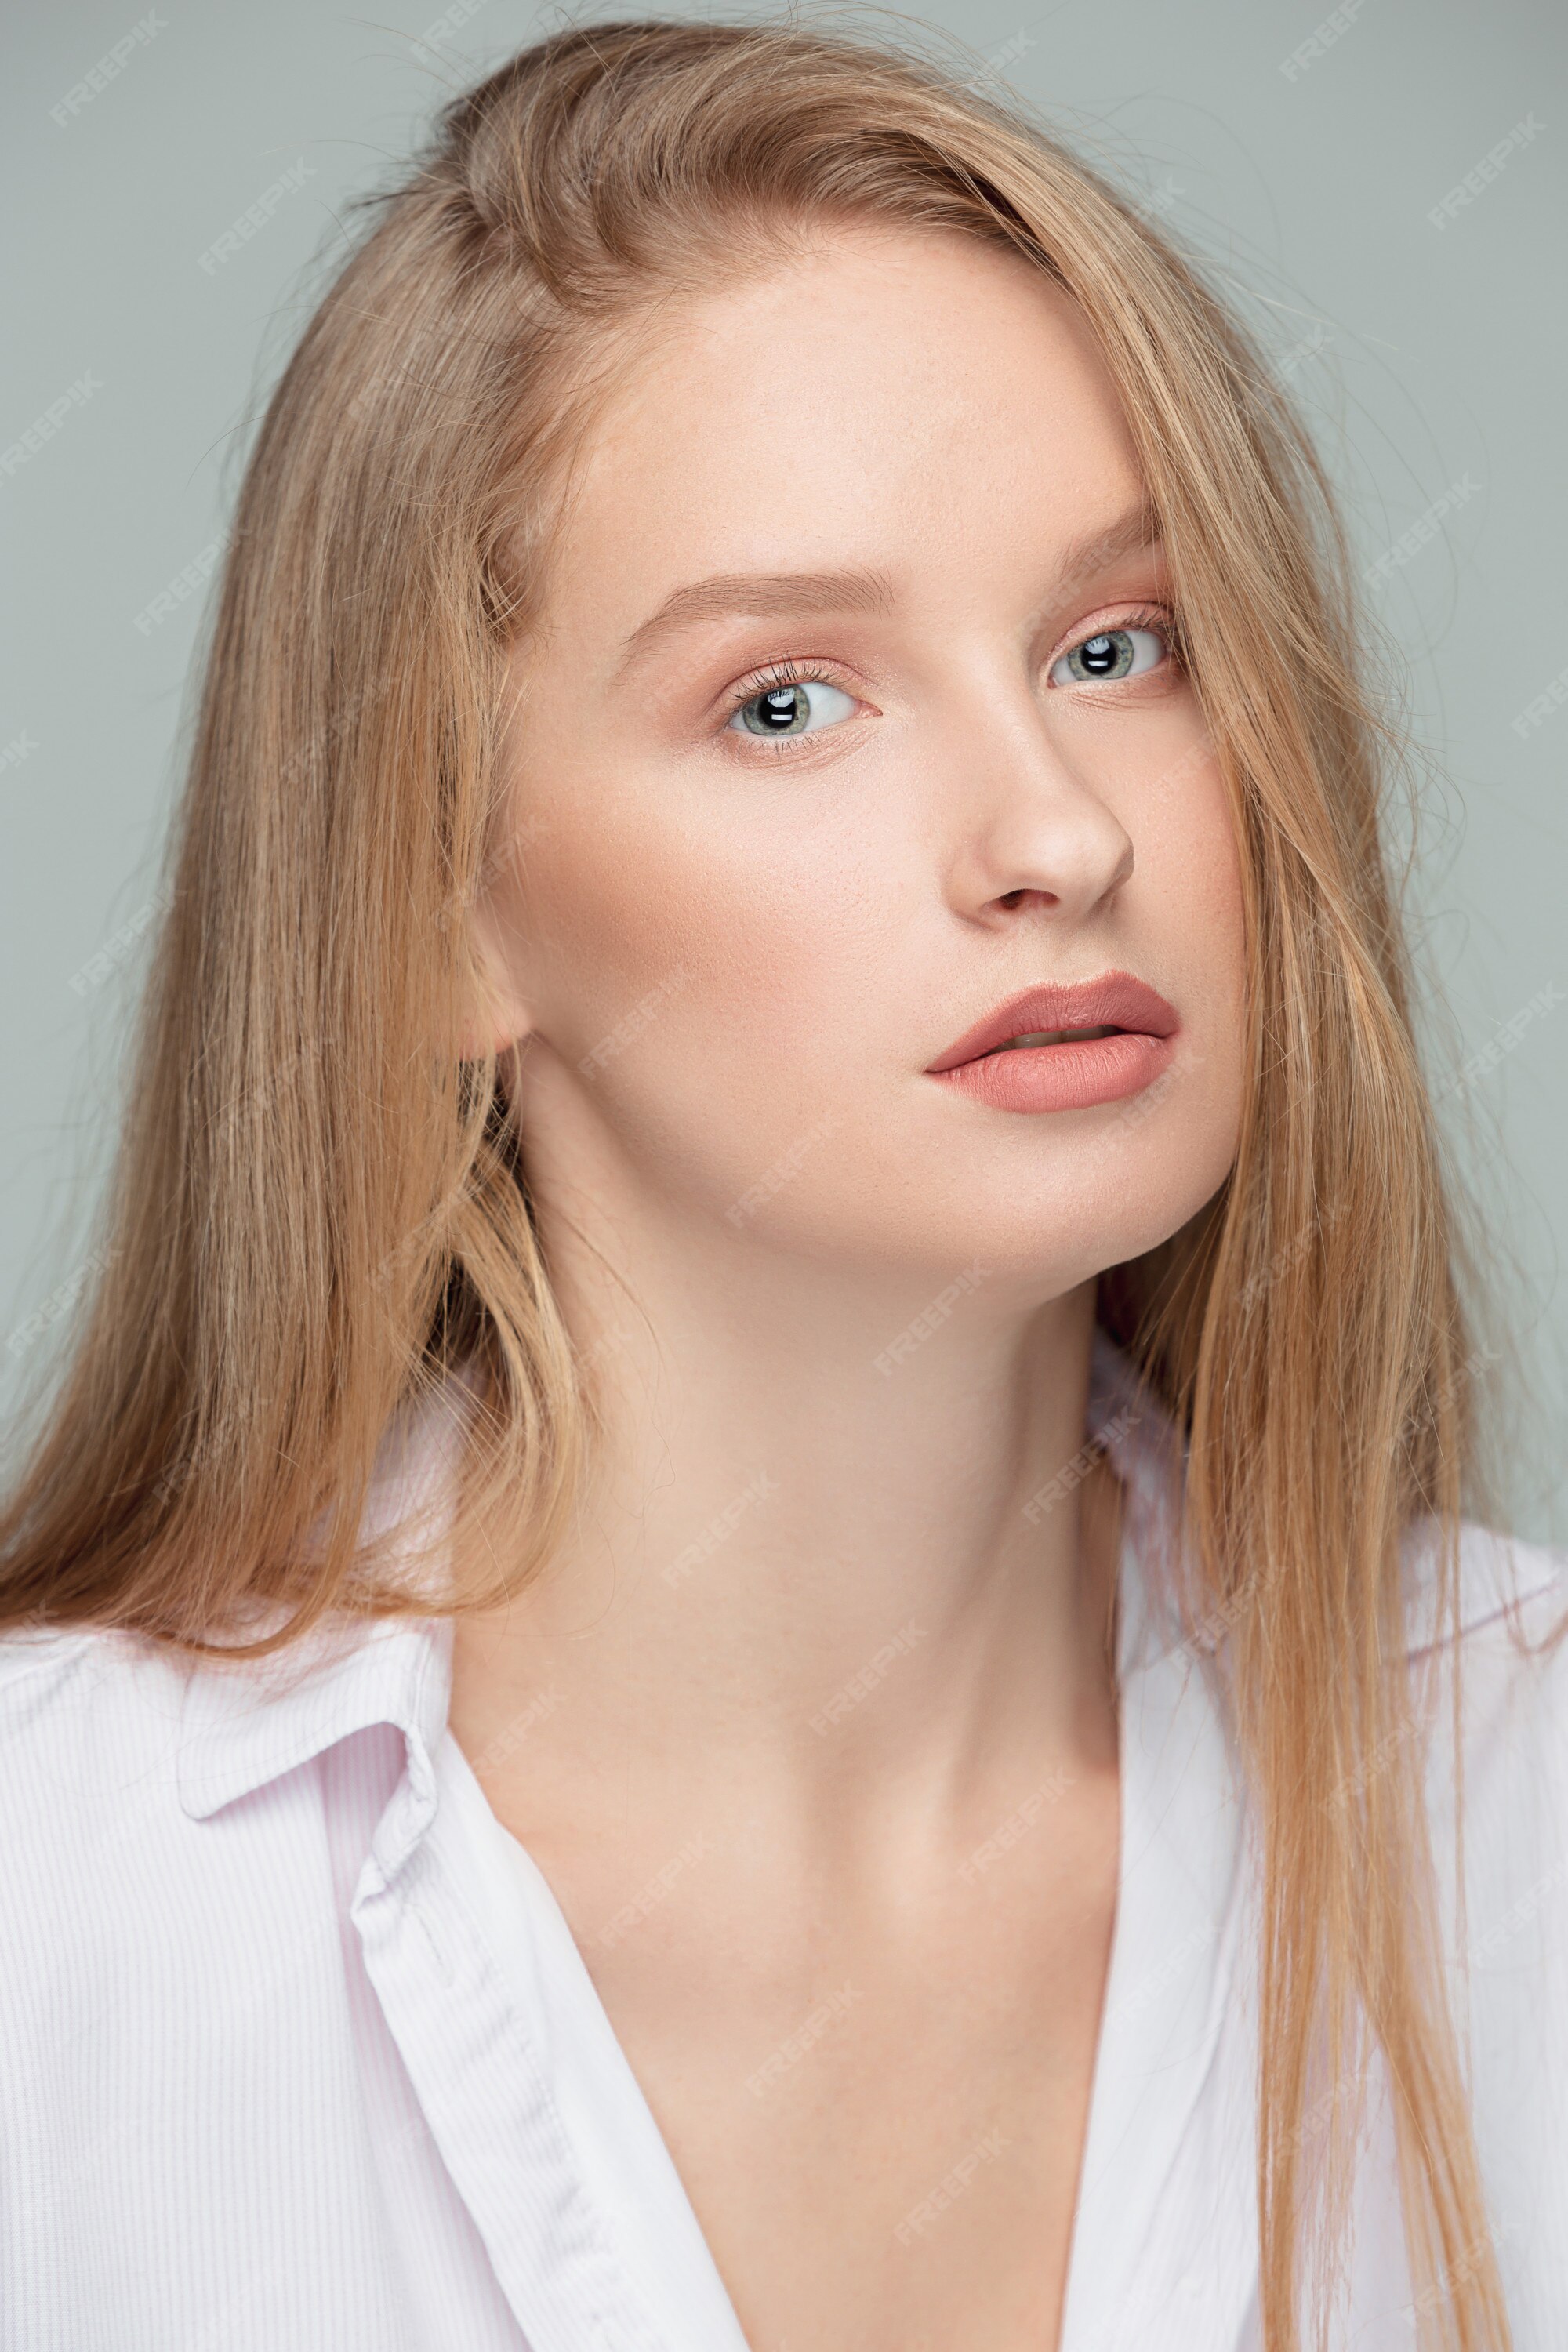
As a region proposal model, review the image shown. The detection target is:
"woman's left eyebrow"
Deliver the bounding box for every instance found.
[612,564,896,681]
[1033,501,1165,619]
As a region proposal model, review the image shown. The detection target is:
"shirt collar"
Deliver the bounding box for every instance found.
[1087,1323,1193,1679]
[176,1605,455,1820]
[1087,1323,1565,1669]
[176,1380,465,1821]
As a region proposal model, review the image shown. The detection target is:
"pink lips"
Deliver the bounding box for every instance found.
[924,970,1181,1115]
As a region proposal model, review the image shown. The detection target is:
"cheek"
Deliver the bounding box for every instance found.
[510,786,860,1041]
[1152,770,1249,1042]
[493,741,892,1192]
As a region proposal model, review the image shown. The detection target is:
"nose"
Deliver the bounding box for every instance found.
[935,667,1137,927]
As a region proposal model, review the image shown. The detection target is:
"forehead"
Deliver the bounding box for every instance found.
[536,222,1144,627]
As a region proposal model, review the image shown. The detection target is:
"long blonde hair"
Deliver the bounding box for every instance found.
[0,16,1527,2345]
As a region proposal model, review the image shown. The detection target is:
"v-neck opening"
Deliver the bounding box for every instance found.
[437,1722,755,2350]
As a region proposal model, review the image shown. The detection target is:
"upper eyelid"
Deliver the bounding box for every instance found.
[717,655,866,727]
[724,652,858,695]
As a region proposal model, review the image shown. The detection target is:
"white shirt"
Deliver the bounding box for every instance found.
[2,1330,1566,2350]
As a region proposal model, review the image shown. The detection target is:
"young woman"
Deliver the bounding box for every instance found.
[2,18,1563,2352]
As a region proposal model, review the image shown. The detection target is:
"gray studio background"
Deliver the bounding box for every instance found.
[3,0,1564,1541]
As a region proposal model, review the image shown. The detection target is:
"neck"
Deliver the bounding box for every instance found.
[448,1156,1124,1842]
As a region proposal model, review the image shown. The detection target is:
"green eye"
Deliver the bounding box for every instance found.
[1049,625,1168,686]
[728,677,858,737]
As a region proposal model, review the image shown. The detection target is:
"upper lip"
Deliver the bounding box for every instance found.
[925,969,1180,1073]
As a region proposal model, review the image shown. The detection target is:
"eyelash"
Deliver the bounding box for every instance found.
[717,602,1183,751]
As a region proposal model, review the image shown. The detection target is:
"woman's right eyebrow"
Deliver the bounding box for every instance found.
[612,565,896,681]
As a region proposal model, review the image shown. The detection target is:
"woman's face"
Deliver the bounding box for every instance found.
[477,220,1246,1298]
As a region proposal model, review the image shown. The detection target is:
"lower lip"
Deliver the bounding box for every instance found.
[927,1029,1176,1113]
